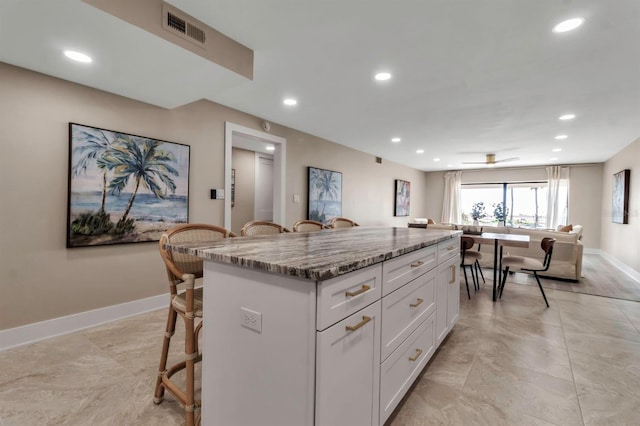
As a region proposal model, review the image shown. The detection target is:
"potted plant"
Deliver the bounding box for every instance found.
[493,202,509,226]
[470,202,486,225]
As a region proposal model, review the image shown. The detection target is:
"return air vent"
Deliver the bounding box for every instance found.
[162,3,206,47]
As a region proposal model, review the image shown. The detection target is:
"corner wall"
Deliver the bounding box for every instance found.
[0,62,428,330]
[601,137,640,273]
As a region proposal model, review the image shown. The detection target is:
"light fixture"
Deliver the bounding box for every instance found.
[553,17,584,33]
[550,157,559,161]
[374,72,391,81]
[266,145,275,151]
[559,113,576,121]
[416,149,424,154]
[63,50,92,63]
[391,137,401,143]
[552,148,562,152]
[555,134,568,140]
[283,98,297,106]
[433,158,441,162]
[447,164,453,168]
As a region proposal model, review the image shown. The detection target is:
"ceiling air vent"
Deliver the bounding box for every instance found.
[162,3,206,47]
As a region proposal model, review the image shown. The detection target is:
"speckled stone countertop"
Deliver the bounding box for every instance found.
[166,226,461,281]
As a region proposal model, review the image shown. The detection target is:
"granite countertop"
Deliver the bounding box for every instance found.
[166,226,461,281]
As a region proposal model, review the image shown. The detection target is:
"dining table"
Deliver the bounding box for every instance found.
[471,232,530,301]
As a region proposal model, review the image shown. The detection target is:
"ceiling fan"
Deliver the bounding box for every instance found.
[462,153,519,166]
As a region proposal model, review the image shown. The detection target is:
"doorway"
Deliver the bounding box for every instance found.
[224,122,286,232]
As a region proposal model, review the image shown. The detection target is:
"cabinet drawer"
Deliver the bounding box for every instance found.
[381,267,436,361]
[317,263,382,331]
[315,301,381,426]
[382,245,437,296]
[437,236,460,263]
[380,312,436,425]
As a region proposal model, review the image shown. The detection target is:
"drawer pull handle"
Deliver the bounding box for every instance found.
[408,348,423,362]
[410,261,424,268]
[447,246,456,251]
[449,264,456,284]
[410,298,424,308]
[345,285,370,297]
[346,316,371,332]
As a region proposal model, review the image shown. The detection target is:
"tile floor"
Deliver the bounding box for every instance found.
[1,265,639,425]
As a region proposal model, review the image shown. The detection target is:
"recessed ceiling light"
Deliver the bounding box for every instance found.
[283,98,297,106]
[550,157,559,161]
[552,148,562,152]
[559,113,576,120]
[266,145,275,151]
[447,164,453,168]
[555,134,568,140]
[391,137,401,143]
[416,149,424,154]
[64,50,92,63]
[553,17,584,33]
[374,72,391,81]
[433,158,441,162]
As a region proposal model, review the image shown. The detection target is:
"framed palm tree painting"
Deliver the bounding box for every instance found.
[67,123,190,247]
[308,166,342,224]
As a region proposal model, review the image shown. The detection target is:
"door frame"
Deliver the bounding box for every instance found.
[224,122,286,230]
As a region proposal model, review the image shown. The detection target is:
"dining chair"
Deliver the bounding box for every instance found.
[460,236,482,299]
[154,223,236,426]
[329,217,359,228]
[498,237,556,307]
[241,220,291,236]
[293,219,327,232]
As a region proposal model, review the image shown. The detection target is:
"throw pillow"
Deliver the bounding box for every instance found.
[559,224,573,232]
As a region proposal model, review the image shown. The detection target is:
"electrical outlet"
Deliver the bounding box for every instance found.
[293,194,300,203]
[240,307,262,333]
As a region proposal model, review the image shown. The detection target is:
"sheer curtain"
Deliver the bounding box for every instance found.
[442,171,462,224]
[546,166,569,229]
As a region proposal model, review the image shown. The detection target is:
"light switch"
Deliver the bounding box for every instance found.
[293,194,300,203]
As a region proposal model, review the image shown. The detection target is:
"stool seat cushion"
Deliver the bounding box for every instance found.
[461,250,482,265]
[501,256,544,271]
[171,287,203,317]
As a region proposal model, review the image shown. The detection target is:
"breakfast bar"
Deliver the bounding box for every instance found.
[167,227,461,426]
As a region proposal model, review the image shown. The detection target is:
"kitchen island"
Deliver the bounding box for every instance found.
[167,226,461,426]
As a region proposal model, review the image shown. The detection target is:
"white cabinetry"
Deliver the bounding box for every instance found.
[316,300,381,426]
[436,238,461,345]
[201,235,460,426]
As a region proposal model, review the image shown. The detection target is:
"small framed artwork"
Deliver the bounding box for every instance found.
[308,166,342,224]
[612,169,630,224]
[67,123,190,247]
[395,179,410,216]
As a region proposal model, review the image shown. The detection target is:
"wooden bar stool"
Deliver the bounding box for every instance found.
[154,224,236,426]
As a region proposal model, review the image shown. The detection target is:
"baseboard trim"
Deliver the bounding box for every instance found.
[591,249,640,284]
[0,294,168,352]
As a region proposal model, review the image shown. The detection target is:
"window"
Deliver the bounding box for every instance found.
[461,181,566,229]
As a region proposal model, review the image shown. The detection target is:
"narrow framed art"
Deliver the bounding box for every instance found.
[395,179,410,216]
[612,169,630,224]
[67,123,190,247]
[308,166,342,224]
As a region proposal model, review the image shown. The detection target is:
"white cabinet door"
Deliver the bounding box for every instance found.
[446,255,460,330]
[315,301,381,426]
[436,254,460,345]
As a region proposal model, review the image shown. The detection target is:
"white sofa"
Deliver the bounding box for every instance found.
[426,224,583,281]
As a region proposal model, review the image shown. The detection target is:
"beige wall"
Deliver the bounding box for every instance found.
[421,165,603,248]
[0,63,429,330]
[230,148,256,235]
[601,137,640,272]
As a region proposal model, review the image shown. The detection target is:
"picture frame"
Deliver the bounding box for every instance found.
[612,169,630,224]
[395,179,410,216]
[307,166,342,224]
[67,123,190,247]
